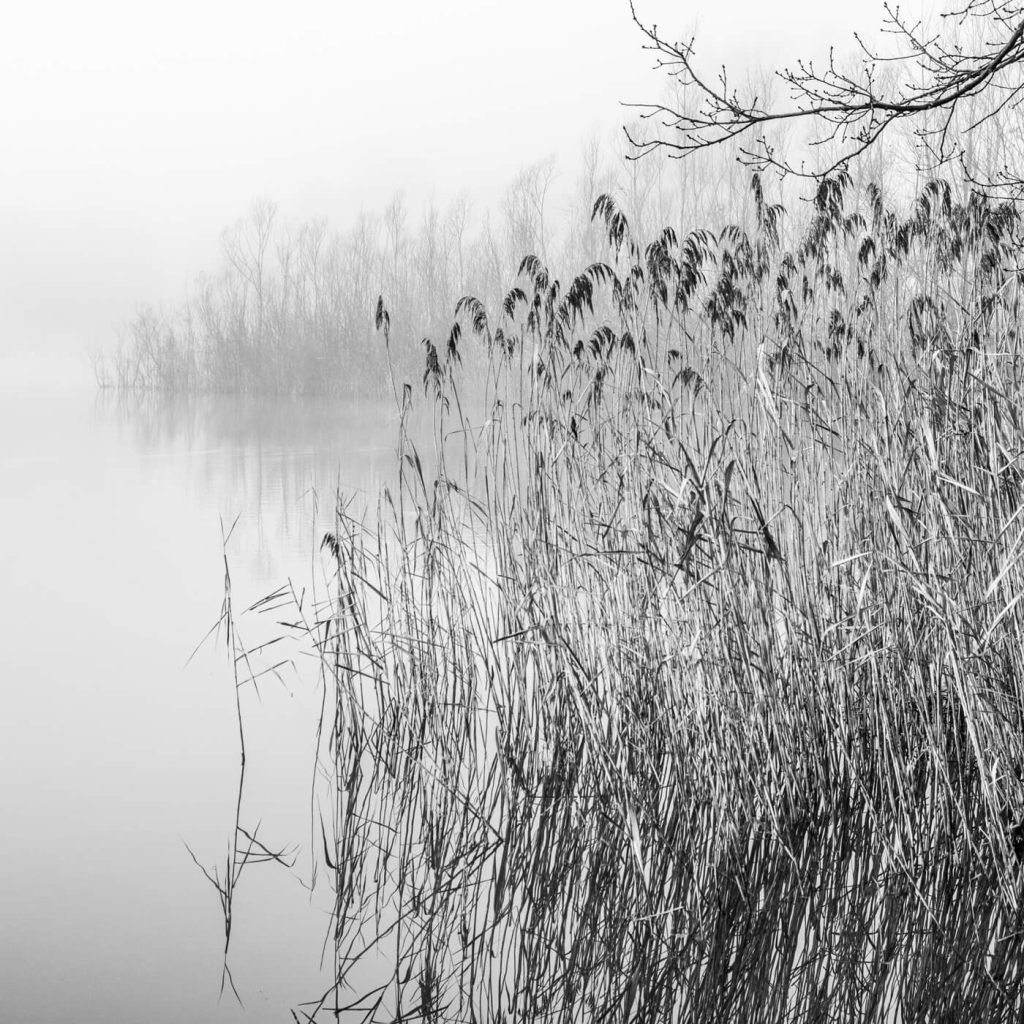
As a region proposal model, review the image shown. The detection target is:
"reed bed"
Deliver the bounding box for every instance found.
[227,171,1024,1022]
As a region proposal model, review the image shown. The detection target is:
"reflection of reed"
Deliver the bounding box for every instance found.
[93,389,419,559]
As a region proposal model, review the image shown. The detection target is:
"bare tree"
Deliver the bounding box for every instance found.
[502,157,557,265]
[445,192,471,290]
[220,198,277,341]
[626,0,1024,190]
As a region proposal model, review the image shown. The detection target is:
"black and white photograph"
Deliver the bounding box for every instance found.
[4,1,1024,1020]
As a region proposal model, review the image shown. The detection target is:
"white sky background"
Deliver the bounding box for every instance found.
[0,0,888,366]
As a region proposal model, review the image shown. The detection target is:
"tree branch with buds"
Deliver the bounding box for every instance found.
[625,0,1024,187]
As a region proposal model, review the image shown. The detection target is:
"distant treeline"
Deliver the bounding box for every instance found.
[97,136,817,396]
[100,120,1010,400]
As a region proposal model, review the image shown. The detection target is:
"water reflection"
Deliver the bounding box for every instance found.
[0,383,404,1024]
[97,390,405,581]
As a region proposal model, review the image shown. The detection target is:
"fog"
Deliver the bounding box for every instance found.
[11,3,1015,1020]
[1,0,876,374]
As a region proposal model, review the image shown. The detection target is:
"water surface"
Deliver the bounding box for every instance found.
[0,375,401,1023]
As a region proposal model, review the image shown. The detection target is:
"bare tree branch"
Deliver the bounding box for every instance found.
[625,0,1024,187]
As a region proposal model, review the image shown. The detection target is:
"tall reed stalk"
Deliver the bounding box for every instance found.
[233,171,1024,1022]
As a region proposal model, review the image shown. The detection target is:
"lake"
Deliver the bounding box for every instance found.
[0,368,403,1022]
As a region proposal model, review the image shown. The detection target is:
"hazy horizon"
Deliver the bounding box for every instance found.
[2,0,875,371]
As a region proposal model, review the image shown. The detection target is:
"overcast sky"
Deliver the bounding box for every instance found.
[1,0,882,365]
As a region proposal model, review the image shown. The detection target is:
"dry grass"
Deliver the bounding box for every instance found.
[228,172,1024,1022]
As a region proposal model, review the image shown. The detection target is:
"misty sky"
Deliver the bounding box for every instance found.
[1,0,879,365]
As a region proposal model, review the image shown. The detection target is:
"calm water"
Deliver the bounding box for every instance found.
[0,373,404,1022]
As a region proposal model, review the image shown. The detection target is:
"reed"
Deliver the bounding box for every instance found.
[227,170,1024,1022]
